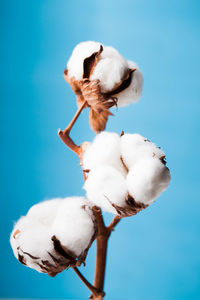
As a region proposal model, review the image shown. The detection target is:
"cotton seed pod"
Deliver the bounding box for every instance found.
[65,41,143,132]
[127,157,171,205]
[82,131,171,217]
[120,133,166,168]
[10,197,96,277]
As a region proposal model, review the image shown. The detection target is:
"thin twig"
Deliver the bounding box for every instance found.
[107,216,121,232]
[72,267,103,297]
[65,100,87,133]
[58,129,82,157]
[58,100,87,157]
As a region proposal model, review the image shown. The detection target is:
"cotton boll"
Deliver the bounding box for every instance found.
[10,197,97,276]
[82,132,126,176]
[52,197,95,257]
[127,157,171,205]
[91,46,128,93]
[84,166,128,214]
[27,198,62,227]
[115,61,143,107]
[120,133,165,168]
[67,41,102,80]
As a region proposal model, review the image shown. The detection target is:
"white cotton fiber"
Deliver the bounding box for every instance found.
[115,60,143,107]
[10,197,96,275]
[120,133,165,168]
[82,132,126,176]
[67,41,102,80]
[90,46,128,93]
[52,197,95,257]
[27,198,62,227]
[10,216,55,273]
[127,157,171,205]
[84,165,128,214]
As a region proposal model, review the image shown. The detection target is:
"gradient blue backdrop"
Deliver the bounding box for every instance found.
[1,0,200,299]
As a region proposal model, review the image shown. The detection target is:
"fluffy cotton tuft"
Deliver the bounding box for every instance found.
[115,61,143,107]
[67,41,102,80]
[120,133,165,168]
[127,157,171,205]
[82,131,126,176]
[10,197,96,276]
[52,197,95,257]
[84,166,128,214]
[82,131,171,216]
[90,46,128,93]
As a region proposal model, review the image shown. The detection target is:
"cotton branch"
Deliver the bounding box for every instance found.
[107,215,121,232]
[58,105,122,300]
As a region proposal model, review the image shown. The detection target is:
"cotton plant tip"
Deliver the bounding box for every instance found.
[64,41,143,132]
[82,131,127,176]
[127,157,171,205]
[10,197,96,277]
[120,133,166,168]
[84,165,128,215]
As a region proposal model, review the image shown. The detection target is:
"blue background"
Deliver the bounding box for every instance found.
[1,0,200,299]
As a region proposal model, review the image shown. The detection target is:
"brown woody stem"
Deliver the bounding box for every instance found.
[59,106,122,299]
[107,216,121,232]
[58,100,87,157]
[66,100,87,133]
[91,207,110,300]
[72,267,103,297]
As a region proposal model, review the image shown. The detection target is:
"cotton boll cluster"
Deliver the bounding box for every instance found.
[83,132,171,217]
[10,197,96,276]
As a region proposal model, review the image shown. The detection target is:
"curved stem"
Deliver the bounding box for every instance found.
[72,267,102,297]
[66,100,87,133]
[58,100,87,157]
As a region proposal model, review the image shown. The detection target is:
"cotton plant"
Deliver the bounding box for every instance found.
[10,41,171,300]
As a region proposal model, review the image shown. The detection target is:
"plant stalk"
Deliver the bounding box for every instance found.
[59,104,121,299]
